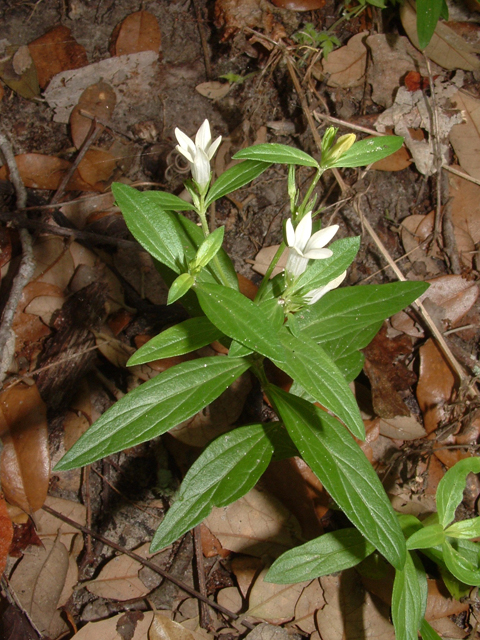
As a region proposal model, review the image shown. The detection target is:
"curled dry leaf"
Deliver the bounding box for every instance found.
[247,568,308,624]
[425,579,470,621]
[0,154,94,191]
[28,25,88,89]
[400,0,480,70]
[0,495,13,577]
[422,274,479,327]
[231,554,264,597]
[417,338,456,434]
[294,579,326,633]
[196,81,231,101]
[323,32,368,88]
[112,11,161,57]
[0,384,49,514]
[70,81,116,149]
[149,613,198,640]
[449,91,480,180]
[401,212,443,276]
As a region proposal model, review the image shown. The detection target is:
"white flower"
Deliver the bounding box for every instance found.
[304,270,347,305]
[285,212,339,280]
[175,120,222,190]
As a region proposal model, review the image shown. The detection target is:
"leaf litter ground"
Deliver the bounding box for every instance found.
[0,0,479,639]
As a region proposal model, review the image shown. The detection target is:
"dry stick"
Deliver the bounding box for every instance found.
[285,55,348,194]
[192,0,212,80]
[41,503,255,630]
[0,132,36,384]
[424,56,443,248]
[193,525,213,630]
[442,164,480,187]
[353,196,467,384]
[313,110,384,138]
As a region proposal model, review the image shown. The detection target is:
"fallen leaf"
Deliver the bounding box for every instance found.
[249,245,287,277]
[0,154,94,191]
[196,81,231,100]
[217,586,243,614]
[401,212,442,276]
[113,11,161,56]
[28,25,88,89]
[247,569,308,624]
[32,236,75,290]
[0,384,49,514]
[94,330,134,368]
[24,294,65,326]
[425,579,470,621]
[70,81,116,149]
[401,0,480,70]
[231,555,264,598]
[422,275,479,327]
[33,496,86,552]
[60,192,116,229]
[149,612,199,640]
[71,611,153,639]
[377,415,426,440]
[449,167,480,247]
[0,495,13,577]
[449,91,480,180]
[0,44,40,99]
[323,32,368,88]
[9,537,69,637]
[203,487,303,558]
[76,148,117,186]
[371,144,411,171]
[294,579,326,633]
[316,570,395,640]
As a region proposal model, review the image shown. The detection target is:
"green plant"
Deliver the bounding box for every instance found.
[415,0,449,49]
[54,119,468,639]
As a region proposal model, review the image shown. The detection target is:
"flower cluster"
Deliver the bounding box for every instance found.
[175,120,221,192]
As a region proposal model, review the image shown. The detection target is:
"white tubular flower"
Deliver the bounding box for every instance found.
[175,120,222,190]
[304,270,347,305]
[285,212,339,279]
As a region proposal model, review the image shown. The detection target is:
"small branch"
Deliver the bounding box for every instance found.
[193,525,213,629]
[443,164,480,187]
[0,132,36,384]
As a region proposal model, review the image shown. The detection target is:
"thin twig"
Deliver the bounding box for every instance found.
[424,56,443,247]
[313,110,384,138]
[0,132,36,384]
[192,0,212,80]
[193,525,213,629]
[442,164,480,187]
[41,503,255,630]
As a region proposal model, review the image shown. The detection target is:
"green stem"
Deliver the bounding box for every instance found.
[197,192,232,288]
[254,241,287,303]
[298,168,323,217]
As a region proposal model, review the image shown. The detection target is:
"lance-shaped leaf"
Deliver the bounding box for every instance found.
[196,282,285,363]
[268,385,406,569]
[416,0,445,49]
[420,619,443,640]
[205,160,271,207]
[295,281,430,344]
[55,357,250,470]
[233,144,319,168]
[445,516,480,540]
[436,457,480,528]
[266,529,375,583]
[141,191,195,211]
[112,183,185,273]
[150,424,274,552]
[392,551,427,640]
[442,541,480,586]
[127,317,223,365]
[329,136,404,168]
[406,524,445,550]
[273,328,365,440]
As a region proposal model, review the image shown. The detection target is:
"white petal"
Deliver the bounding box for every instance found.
[285,250,309,279]
[306,270,347,304]
[195,120,211,150]
[286,218,296,247]
[305,224,339,252]
[303,247,333,260]
[191,148,211,188]
[206,135,222,160]
[175,128,196,158]
[294,212,313,252]
[175,144,194,164]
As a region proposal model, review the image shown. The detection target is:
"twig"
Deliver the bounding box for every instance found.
[0,132,36,384]
[443,164,480,187]
[193,525,213,629]
[313,110,384,138]
[40,503,255,630]
[424,56,443,247]
[192,0,212,80]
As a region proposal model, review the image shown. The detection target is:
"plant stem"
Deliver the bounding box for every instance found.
[198,193,232,288]
[298,168,323,216]
[254,241,287,302]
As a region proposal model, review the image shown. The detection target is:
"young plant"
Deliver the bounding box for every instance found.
[55,120,440,638]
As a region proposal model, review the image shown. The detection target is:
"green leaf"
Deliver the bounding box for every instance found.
[274,327,365,440]
[293,237,360,296]
[436,457,480,528]
[233,144,319,168]
[420,619,443,640]
[205,160,271,207]
[329,136,404,168]
[266,529,375,583]
[127,317,223,365]
[112,183,185,273]
[150,423,274,551]
[54,356,250,470]
[333,350,365,382]
[196,282,285,362]
[295,282,430,344]
[141,191,195,211]
[416,0,443,49]
[406,524,445,550]
[445,516,480,539]
[397,513,423,539]
[392,551,427,640]
[167,273,195,304]
[228,340,253,358]
[442,540,480,586]
[268,386,406,569]
[194,226,225,269]
[320,322,382,365]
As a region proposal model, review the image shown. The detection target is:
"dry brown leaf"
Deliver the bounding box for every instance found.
[422,275,479,326]
[0,44,40,99]
[400,0,480,70]
[417,338,455,435]
[316,570,395,640]
[94,330,134,368]
[429,616,468,638]
[33,496,86,551]
[249,245,287,277]
[217,586,243,613]
[61,192,116,229]
[294,579,325,633]
[71,611,154,639]
[231,555,264,598]
[0,153,94,191]
[323,32,368,88]
[70,81,116,150]
[247,568,308,624]
[0,384,49,514]
[203,487,303,558]
[24,294,66,325]
[9,537,69,637]
[149,612,197,640]
[28,25,88,89]
[371,144,411,171]
[401,212,441,275]
[449,167,480,246]
[196,81,231,101]
[377,415,426,440]
[449,91,480,180]
[77,148,117,186]
[425,579,470,621]
[32,236,75,290]
[12,281,64,349]
[0,495,13,577]
[113,11,161,56]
